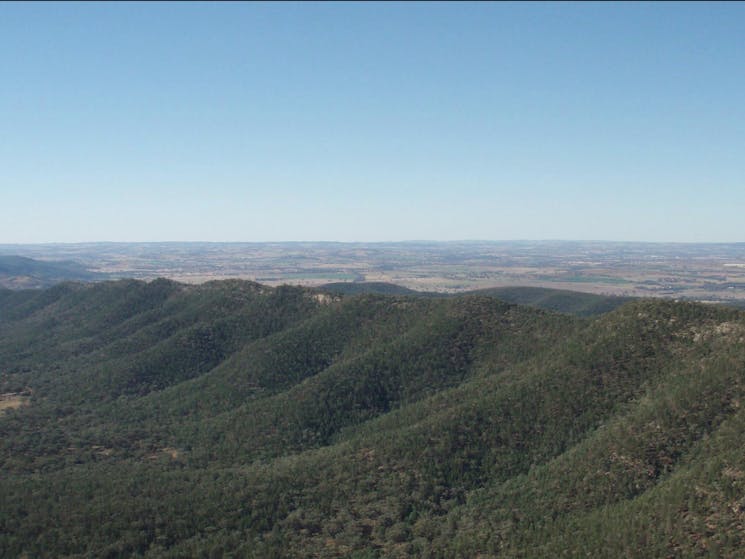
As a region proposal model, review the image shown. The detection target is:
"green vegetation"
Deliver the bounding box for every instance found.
[0,254,100,288]
[320,281,422,297]
[1,279,745,557]
[321,282,631,317]
[468,285,632,316]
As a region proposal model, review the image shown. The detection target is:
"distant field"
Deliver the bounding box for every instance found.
[259,272,360,282]
[2,241,745,304]
[546,275,631,284]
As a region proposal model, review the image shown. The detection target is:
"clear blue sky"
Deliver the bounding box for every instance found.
[2,2,744,243]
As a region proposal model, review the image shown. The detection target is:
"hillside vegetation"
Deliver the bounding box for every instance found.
[1,279,745,557]
[0,254,100,289]
[319,282,631,317]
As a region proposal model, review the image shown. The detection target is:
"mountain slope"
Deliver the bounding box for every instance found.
[319,281,631,316]
[1,280,745,557]
[469,285,633,316]
[0,254,100,289]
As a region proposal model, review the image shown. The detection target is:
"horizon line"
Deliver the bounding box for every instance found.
[2,239,745,246]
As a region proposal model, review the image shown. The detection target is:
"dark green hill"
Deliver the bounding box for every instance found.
[319,281,631,317]
[319,281,422,296]
[2,279,745,558]
[0,254,100,289]
[469,285,632,316]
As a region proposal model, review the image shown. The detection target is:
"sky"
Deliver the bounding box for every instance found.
[1,1,744,243]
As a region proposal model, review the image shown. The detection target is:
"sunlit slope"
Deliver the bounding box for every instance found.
[1,280,745,558]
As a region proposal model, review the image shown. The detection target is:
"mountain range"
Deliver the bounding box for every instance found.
[1,279,744,557]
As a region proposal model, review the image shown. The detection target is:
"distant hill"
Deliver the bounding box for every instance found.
[319,281,424,297]
[0,254,100,289]
[320,281,631,316]
[2,279,745,557]
[721,298,745,310]
[469,285,633,316]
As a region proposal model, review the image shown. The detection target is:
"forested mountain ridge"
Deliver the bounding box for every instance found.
[318,282,632,316]
[1,279,745,557]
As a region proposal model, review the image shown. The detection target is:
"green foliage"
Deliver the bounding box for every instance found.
[319,282,632,317]
[470,285,632,316]
[319,282,422,296]
[0,254,100,289]
[1,280,745,557]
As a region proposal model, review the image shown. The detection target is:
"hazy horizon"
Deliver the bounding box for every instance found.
[3,238,745,247]
[4,238,745,249]
[3,2,744,244]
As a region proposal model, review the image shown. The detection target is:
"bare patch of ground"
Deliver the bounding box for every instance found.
[0,393,29,414]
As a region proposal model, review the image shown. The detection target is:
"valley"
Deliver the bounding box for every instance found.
[2,279,745,557]
[3,241,745,305]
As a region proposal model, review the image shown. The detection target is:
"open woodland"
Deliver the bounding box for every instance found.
[2,279,745,557]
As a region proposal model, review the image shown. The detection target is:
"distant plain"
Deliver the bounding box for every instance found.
[3,241,745,305]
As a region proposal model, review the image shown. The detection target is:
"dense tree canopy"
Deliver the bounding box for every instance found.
[1,279,744,557]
